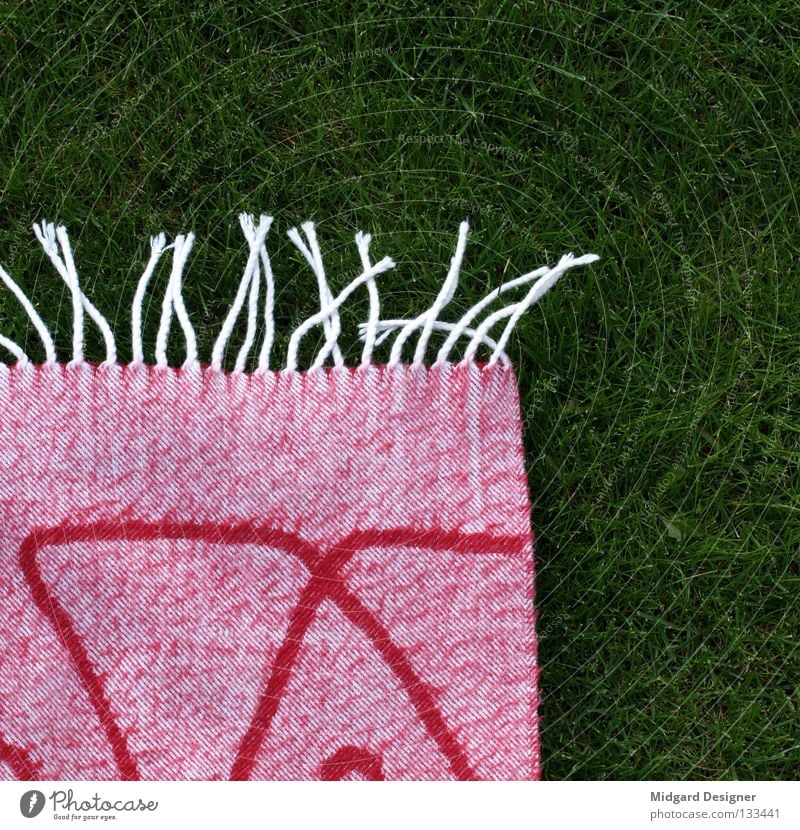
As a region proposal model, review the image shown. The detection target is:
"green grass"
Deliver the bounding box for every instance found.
[1,1,798,779]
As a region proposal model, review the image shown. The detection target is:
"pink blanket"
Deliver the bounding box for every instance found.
[0,215,598,780]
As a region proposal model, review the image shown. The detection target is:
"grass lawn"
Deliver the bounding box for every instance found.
[0,1,797,779]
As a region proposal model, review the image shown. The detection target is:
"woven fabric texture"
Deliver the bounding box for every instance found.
[0,362,538,781]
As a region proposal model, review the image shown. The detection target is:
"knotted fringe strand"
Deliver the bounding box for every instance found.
[0,214,600,373]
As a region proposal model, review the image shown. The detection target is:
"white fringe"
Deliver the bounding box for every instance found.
[234,251,261,374]
[0,214,600,372]
[463,252,600,367]
[212,214,272,371]
[155,233,198,369]
[434,265,551,365]
[363,320,512,366]
[255,235,276,373]
[131,233,171,366]
[356,231,380,367]
[388,220,469,368]
[32,222,117,366]
[0,263,57,364]
[287,222,344,368]
[33,221,84,364]
[285,250,395,372]
[0,333,28,365]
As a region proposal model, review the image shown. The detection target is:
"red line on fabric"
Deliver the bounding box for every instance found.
[0,734,41,780]
[19,521,320,781]
[320,746,385,781]
[19,530,140,780]
[19,520,526,781]
[331,582,478,781]
[231,529,495,781]
[228,569,329,780]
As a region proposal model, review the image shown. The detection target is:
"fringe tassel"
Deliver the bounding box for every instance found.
[0,214,600,372]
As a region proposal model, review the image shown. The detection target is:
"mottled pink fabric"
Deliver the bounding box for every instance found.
[0,361,538,780]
